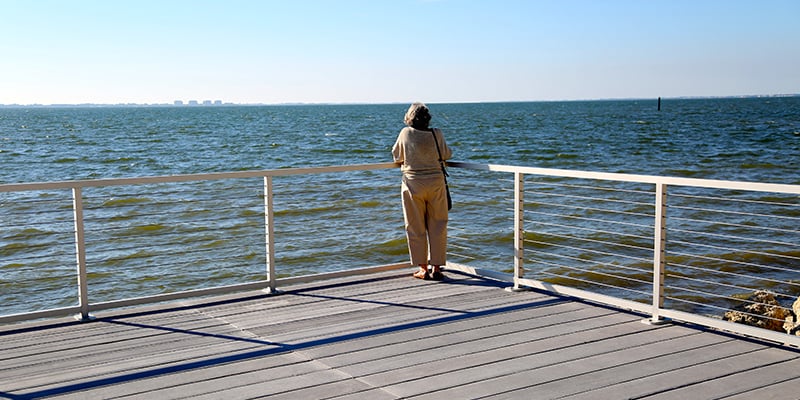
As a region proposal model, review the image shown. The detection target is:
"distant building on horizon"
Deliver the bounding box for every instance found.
[173,99,224,106]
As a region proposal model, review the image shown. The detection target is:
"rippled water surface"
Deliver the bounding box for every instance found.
[2,97,799,184]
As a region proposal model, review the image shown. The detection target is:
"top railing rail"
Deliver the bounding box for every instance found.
[448,161,800,194]
[0,162,401,192]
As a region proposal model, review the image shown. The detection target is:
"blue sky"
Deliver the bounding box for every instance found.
[1,0,798,105]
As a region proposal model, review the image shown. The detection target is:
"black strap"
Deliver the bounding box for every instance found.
[431,128,453,210]
[430,128,449,179]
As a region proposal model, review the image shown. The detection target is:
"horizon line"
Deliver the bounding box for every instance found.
[1,93,798,107]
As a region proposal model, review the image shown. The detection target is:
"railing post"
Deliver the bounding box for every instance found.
[648,182,668,324]
[72,187,93,321]
[263,176,278,294]
[508,171,526,291]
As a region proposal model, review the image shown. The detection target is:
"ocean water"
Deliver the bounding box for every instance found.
[1,97,799,315]
[2,97,799,184]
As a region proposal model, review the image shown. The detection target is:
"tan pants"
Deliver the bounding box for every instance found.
[401,175,448,266]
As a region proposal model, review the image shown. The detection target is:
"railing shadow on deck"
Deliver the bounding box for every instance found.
[0,273,564,399]
[1,161,799,346]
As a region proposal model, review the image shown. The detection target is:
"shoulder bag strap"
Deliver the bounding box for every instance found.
[430,128,449,178]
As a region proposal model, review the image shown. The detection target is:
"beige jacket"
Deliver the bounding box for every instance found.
[392,127,452,179]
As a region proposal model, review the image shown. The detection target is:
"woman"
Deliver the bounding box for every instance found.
[392,102,452,280]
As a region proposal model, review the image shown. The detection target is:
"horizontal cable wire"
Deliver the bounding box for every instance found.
[527,248,652,278]
[665,285,790,322]
[532,260,648,288]
[86,232,261,261]
[0,251,75,264]
[663,295,733,316]
[0,208,73,220]
[525,239,651,264]
[83,197,260,219]
[671,193,800,208]
[528,231,653,253]
[528,180,654,195]
[86,215,262,236]
[669,216,800,235]
[527,199,654,219]
[669,240,800,266]
[90,242,261,265]
[526,210,654,230]
[529,219,653,242]
[667,272,762,294]
[669,204,800,222]
[669,227,798,248]
[527,190,652,208]
[538,267,651,297]
[667,257,800,285]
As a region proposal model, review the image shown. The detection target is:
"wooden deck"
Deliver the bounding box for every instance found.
[2,270,799,400]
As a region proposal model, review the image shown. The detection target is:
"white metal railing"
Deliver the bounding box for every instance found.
[1,162,799,346]
[445,162,800,346]
[0,163,409,324]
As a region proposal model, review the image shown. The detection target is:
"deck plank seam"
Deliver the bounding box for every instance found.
[373,327,709,398]
[517,339,769,400]
[619,351,800,400]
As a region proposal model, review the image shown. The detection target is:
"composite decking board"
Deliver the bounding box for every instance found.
[1,272,500,368]
[554,346,800,400]
[0,316,262,376]
[190,276,421,319]
[379,326,725,399]
[185,369,358,400]
[611,349,799,400]
[210,279,519,335]
[336,314,659,382]
[639,357,800,400]
[481,337,773,399]
[2,339,264,389]
[183,278,507,340]
[247,291,561,346]
[264,379,392,400]
[197,270,493,321]
[241,285,518,329]
[720,376,800,400]
[315,305,628,375]
[3,309,284,391]
[0,309,239,364]
[0,315,244,368]
[10,351,276,398]
[2,273,508,397]
[406,334,776,399]
[359,320,686,392]
[300,300,598,361]
[46,352,315,400]
[233,289,549,348]
[105,359,351,400]
[0,318,165,354]
[8,342,271,396]
[1,271,798,400]
[327,388,398,400]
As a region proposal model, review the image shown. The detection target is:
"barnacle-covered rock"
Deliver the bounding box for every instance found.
[723,290,790,333]
[783,296,800,336]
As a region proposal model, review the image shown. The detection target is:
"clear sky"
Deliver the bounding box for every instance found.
[1,0,798,105]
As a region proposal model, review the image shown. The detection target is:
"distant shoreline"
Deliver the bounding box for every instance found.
[1,94,798,108]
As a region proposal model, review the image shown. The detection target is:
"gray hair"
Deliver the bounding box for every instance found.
[404,102,431,129]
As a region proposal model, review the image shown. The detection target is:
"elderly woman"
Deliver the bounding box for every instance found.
[392,102,452,280]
